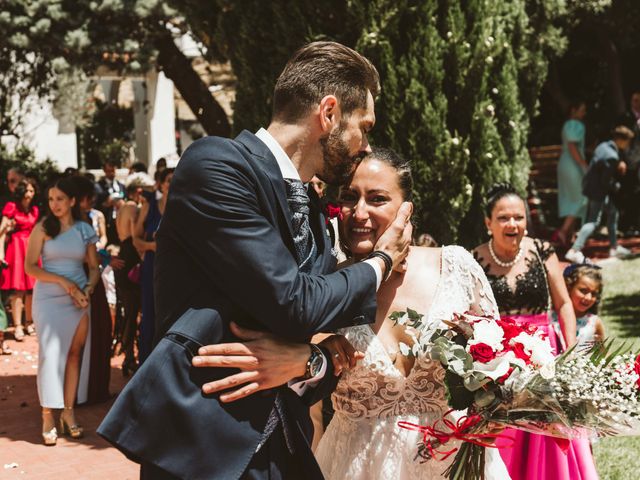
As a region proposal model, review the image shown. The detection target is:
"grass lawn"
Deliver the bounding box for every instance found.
[592,256,640,479]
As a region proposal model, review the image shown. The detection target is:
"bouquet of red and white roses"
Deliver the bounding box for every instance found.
[395,311,640,480]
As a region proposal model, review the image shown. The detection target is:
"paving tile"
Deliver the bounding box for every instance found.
[0,334,138,480]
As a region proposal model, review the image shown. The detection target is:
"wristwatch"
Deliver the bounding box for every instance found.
[304,344,324,379]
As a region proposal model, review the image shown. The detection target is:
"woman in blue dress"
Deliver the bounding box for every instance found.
[133,168,174,363]
[556,100,588,246]
[25,177,100,445]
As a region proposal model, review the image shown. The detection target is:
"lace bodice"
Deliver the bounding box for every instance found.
[331,246,499,421]
[315,246,508,480]
[474,239,554,316]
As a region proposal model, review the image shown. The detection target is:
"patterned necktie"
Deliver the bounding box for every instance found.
[258,179,318,454]
[284,178,315,272]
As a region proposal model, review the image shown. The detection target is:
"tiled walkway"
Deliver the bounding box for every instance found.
[0,334,137,479]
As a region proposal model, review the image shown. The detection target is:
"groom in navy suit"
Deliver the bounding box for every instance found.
[98,41,412,479]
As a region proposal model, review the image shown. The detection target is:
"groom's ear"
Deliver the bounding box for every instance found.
[318,95,339,133]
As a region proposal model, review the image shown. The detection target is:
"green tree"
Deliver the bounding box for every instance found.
[0,0,230,138]
[349,0,533,245]
[191,0,360,132]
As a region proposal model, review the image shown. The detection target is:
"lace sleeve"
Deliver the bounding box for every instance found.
[533,238,555,262]
[452,246,500,319]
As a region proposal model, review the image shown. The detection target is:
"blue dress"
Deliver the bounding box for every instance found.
[32,221,98,407]
[139,193,163,363]
[558,119,587,219]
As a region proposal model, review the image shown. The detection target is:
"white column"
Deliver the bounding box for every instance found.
[149,71,177,168]
[132,71,177,169]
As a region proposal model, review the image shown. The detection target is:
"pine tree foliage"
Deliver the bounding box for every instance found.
[350,0,533,245]
[207,0,360,133]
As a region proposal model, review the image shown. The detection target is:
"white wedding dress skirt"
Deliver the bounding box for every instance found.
[315,246,511,480]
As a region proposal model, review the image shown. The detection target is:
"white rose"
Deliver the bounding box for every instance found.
[512,332,555,368]
[468,319,505,351]
[473,351,514,380]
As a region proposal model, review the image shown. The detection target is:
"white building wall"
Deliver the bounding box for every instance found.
[149,71,177,167]
[1,96,78,170]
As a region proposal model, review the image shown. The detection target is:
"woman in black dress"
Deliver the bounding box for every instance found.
[472,183,596,480]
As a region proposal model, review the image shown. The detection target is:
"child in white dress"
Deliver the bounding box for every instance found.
[553,264,605,348]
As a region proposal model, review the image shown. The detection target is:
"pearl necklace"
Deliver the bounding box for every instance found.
[488,238,523,268]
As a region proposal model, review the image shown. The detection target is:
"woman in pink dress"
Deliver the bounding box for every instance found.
[472,183,597,480]
[0,178,39,342]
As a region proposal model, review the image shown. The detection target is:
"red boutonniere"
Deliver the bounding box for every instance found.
[324,202,343,225]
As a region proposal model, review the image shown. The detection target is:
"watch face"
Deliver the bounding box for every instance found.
[309,352,323,377]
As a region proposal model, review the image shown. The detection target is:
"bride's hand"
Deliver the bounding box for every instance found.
[319,334,364,376]
[192,322,314,403]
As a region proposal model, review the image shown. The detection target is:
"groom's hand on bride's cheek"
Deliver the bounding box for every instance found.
[192,322,311,403]
[374,201,413,273]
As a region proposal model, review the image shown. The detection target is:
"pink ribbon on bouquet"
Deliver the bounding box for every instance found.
[398,409,513,461]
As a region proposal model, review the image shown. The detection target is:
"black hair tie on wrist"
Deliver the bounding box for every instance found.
[364,250,393,282]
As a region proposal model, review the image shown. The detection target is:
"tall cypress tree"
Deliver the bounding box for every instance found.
[354,0,534,246]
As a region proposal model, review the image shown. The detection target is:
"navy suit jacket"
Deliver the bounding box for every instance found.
[98,131,377,479]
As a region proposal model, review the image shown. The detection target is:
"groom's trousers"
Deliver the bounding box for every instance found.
[140,423,312,480]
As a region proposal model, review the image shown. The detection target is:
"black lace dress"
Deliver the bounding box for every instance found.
[473,238,554,317]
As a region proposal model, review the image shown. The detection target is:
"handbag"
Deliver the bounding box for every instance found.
[127,263,141,284]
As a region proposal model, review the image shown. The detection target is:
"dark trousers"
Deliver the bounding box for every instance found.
[140,424,308,480]
[113,273,140,364]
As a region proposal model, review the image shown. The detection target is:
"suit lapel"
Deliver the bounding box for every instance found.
[235,130,295,242]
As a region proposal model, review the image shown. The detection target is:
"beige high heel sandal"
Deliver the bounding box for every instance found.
[59,407,83,439]
[42,409,57,446]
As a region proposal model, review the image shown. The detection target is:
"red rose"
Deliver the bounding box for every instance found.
[510,342,532,365]
[497,319,522,341]
[634,354,640,388]
[469,343,497,363]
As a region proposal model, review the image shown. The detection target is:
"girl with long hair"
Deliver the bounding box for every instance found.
[25,177,100,445]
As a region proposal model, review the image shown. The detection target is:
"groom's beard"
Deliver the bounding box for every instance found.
[318,125,364,186]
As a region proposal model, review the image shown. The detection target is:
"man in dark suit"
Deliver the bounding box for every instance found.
[95,159,125,246]
[98,41,412,479]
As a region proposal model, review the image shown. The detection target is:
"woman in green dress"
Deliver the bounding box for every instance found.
[556,100,588,246]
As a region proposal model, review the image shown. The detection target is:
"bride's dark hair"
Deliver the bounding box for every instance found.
[361,147,413,200]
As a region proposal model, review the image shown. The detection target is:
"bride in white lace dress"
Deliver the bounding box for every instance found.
[315,148,510,479]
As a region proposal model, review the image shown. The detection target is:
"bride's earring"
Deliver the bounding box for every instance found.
[524,229,528,236]
[487,230,492,236]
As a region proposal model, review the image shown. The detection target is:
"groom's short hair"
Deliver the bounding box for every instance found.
[272,41,380,123]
